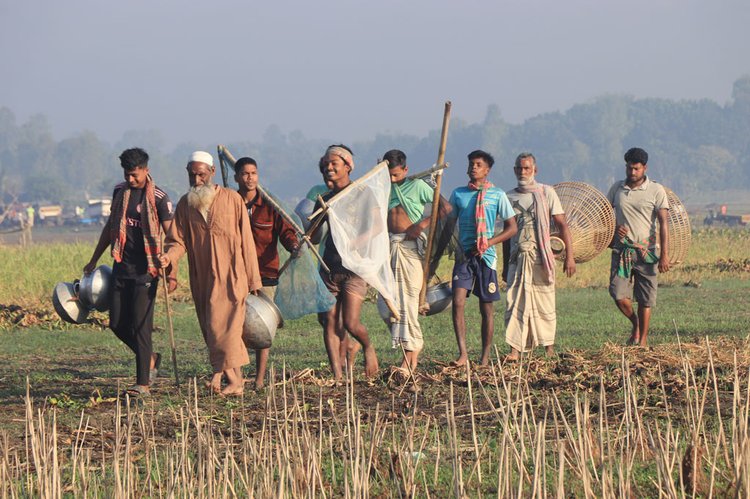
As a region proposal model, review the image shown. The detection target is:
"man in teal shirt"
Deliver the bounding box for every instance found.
[448,150,517,366]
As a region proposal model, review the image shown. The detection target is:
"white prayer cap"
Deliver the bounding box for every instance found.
[188,151,214,167]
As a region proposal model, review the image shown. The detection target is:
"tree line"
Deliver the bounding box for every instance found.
[1,76,748,207]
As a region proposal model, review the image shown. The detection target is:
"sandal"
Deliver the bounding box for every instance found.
[149,353,162,384]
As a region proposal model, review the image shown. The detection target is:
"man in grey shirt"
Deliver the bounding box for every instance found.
[607,147,670,347]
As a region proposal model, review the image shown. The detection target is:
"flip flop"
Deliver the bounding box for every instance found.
[149,353,162,384]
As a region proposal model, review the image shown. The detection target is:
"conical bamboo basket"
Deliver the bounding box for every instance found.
[552,181,615,264]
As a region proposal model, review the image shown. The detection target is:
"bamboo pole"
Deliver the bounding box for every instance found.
[160,268,180,391]
[306,161,389,221]
[419,101,452,314]
[218,145,329,272]
[406,162,449,181]
[217,146,230,188]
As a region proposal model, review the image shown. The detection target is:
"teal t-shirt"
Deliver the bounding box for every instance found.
[449,186,514,269]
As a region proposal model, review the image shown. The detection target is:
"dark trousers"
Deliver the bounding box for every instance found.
[109,276,158,386]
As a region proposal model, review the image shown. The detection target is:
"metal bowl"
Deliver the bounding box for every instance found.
[376,282,453,324]
[243,290,284,349]
[77,265,112,312]
[52,282,90,324]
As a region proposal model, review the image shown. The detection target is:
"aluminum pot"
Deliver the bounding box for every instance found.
[76,265,112,312]
[243,290,284,349]
[52,282,90,324]
[376,282,453,324]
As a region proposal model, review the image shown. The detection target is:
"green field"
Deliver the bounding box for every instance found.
[0,228,748,496]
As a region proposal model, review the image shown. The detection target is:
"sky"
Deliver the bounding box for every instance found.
[1,0,749,147]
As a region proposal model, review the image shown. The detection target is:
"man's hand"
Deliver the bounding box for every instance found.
[563,256,576,278]
[83,260,97,275]
[404,223,424,241]
[290,244,302,259]
[658,259,670,273]
[159,254,171,269]
[615,225,629,239]
[250,289,260,296]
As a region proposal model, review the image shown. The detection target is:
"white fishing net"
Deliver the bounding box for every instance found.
[326,162,397,305]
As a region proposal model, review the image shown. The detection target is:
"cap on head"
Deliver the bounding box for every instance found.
[189,151,214,167]
[624,147,648,165]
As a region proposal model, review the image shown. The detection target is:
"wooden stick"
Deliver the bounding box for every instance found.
[217,145,230,188]
[160,267,180,391]
[306,161,389,221]
[218,145,329,272]
[406,162,450,181]
[419,101,452,313]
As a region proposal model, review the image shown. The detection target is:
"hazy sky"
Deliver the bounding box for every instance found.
[2,0,749,146]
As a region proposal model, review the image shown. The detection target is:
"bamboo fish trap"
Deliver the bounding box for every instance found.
[552,181,615,263]
[663,186,691,265]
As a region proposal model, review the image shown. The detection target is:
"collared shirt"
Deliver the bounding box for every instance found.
[448,186,515,269]
[505,184,563,262]
[607,176,669,251]
[244,192,299,283]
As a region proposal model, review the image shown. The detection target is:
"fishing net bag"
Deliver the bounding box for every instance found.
[552,181,615,264]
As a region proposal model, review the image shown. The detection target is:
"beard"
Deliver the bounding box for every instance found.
[187,183,217,220]
[517,176,536,187]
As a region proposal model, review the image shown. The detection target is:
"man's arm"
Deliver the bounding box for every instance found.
[276,212,300,253]
[657,207,670,273]
[83,218,112,274]
[551,213,576,277]
[160,219,179,292]
[487,216,517,248]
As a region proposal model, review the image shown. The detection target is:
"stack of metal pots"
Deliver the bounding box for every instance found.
[52,265,112,324]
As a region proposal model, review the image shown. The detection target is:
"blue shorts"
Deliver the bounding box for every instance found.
[452,255,501,302]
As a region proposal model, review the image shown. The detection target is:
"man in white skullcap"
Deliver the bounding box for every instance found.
[161,151,262,396]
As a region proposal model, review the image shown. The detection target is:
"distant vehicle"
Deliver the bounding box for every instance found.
[83,198,112,226]
[703,205,750,227]
[37,205,63,226]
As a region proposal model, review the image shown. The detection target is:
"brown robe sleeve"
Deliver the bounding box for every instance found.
[238,196,263,292]
[165,197,188,265]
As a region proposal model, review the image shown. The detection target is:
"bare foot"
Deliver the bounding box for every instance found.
[626,322,640,346]
[207,372,223,394]
[504,354,520,362]
[450,354,468,367]
[254,377,265,390]
[478,354,491,366]
[363,345,379,378]
[221,383,244,397]
[545,346,555,357]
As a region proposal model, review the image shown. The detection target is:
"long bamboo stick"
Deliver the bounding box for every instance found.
[406,162,449,181]
[217,145,329,272]
[305,161,389,221]
[419,101,452,313]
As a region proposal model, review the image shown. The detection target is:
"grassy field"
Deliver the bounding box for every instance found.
[0,228,748,496]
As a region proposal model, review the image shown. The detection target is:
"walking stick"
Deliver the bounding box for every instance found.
[419,101,452,314]
[160,267,180,390]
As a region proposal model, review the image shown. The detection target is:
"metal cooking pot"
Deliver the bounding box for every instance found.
[376,282,453,324]
[243,290,284,349]
[76,265,112,311]
[52,282,90,324]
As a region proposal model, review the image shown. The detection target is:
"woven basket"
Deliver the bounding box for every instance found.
[663,186,691,265]
[552,182,615,264]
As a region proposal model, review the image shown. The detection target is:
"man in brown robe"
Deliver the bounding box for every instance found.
[160,151,262,396]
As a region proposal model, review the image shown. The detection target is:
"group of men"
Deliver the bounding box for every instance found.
[84,144,669,395]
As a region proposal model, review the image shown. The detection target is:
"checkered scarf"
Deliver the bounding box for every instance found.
[617,236,659,279]
[516,182,556,283]
[468,180,494,255]
[110,175,162,277]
